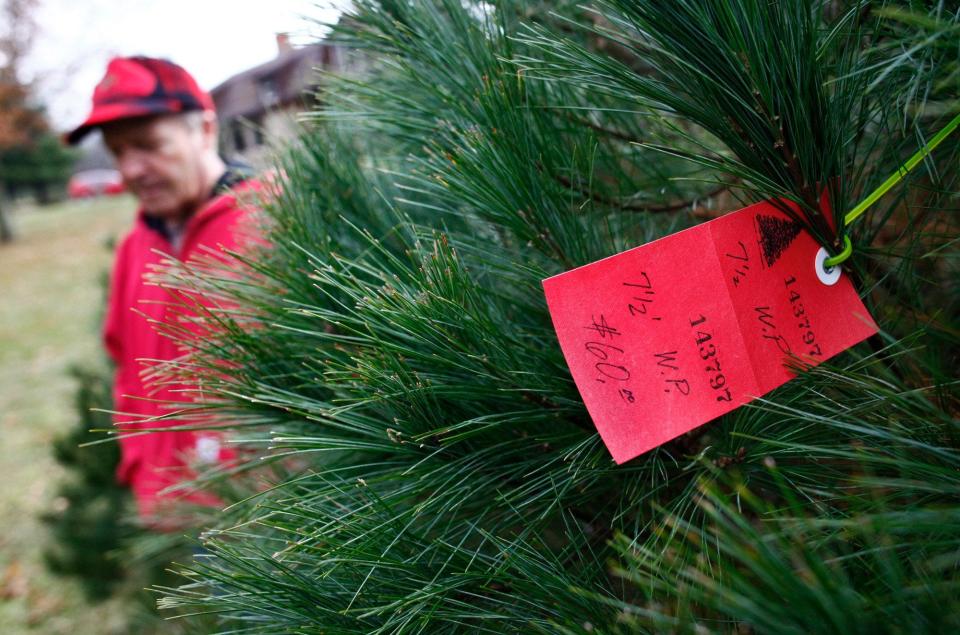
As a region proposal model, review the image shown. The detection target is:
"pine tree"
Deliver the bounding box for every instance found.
[43,362,130,600]
[43,245,213,633]
[154,1,958,632]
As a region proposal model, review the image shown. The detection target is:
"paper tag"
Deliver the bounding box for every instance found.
[543,201,877,464]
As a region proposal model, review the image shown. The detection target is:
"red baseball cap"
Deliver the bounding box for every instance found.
[66,56,215,145]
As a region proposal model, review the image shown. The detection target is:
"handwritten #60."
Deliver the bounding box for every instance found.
[543,200,877,464]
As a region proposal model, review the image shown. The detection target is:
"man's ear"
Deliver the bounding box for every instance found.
[200,110,219,151]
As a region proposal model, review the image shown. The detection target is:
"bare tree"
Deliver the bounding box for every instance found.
[0,0,44,243]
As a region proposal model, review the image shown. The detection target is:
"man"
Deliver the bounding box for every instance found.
[67,56,261,522]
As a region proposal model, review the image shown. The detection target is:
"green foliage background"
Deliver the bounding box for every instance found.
[0,133,75,202]
[148,1,958,632]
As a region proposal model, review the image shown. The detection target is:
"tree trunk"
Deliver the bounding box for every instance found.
[0,197,13,244]
[34,182,52,206]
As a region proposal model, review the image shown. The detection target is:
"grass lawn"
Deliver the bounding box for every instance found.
[0,195,160,634]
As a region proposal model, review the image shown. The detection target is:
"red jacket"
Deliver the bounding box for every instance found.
[104,179,260,520]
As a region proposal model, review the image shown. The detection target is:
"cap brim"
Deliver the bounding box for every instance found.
[65,99,194,145]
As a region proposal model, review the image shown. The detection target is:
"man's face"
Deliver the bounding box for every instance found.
[102,114,210,221]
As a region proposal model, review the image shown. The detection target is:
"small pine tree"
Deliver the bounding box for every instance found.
[42,244,218,633]
[153,1,958,633]
[42,362,131,600]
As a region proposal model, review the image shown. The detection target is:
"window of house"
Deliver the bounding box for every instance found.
[257,77,279,107]
[232,121,247,152]
[253,115,265,146]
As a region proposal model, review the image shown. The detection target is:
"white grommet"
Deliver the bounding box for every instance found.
[815,247,842,286]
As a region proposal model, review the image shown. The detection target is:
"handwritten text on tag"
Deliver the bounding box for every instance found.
[543,201,878,464]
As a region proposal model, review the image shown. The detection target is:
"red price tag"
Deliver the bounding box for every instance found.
[543,201,878,464]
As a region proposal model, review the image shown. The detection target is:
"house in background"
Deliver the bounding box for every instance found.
[211,34,349,166]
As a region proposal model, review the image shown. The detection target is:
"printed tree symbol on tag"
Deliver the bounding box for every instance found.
[756,214,802,267]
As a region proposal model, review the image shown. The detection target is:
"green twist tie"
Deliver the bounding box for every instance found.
[831,111,960,265]
[823,235,852,268]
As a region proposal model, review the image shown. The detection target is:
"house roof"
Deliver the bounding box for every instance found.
[211,43,340,120]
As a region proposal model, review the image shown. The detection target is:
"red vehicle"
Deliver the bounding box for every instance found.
[67,169,126,198]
